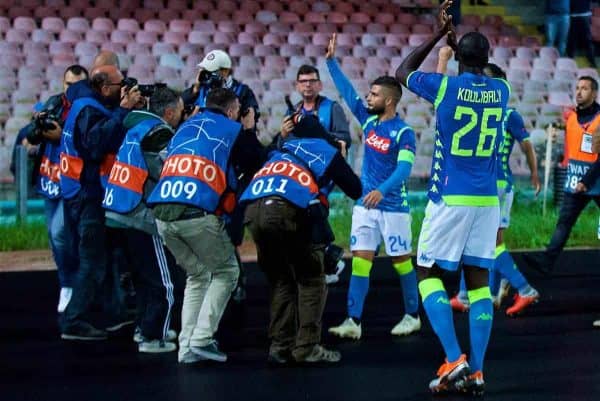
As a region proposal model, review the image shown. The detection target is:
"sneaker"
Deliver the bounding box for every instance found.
[57,287,72,313]
[506,290,539,316]
[390,314,421,336]
[61,322,108,341]
[493,279,510,309]
[450,295,470,312]
[267,349,293,365]
[456,370,485,396]
[593,319,600,327]
[179,350,204,364]
[296,345,341,363]
[428,354,470,394]
[105,318,135,332]
[134,328,177,343]
[138,339,177,353]
[328,317,361,340]
[190,340,227,362]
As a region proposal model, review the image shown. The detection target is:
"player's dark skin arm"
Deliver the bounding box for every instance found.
[396,0,455,86]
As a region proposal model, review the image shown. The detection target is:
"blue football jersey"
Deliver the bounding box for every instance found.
[327,58,416,212]
[407,71,511,206]
[497,108,530,192]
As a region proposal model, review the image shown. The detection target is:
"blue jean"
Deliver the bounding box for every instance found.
[43,198,77,288]
[546,14,570,56]
[61,194,119,330]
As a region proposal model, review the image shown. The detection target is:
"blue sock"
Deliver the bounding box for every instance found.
[495,244,528,292]
[393,260,419,315]
[347,257,373,319]
[488,269,502,297]
[468,287,494,372]
[419,278,462,362]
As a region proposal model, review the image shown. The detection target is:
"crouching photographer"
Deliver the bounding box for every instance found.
[241,114,361,365]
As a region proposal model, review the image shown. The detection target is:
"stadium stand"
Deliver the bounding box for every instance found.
[0,0,592,183]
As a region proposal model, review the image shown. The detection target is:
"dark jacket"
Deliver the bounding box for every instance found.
[181,78,260,123]
[65,79,130,200]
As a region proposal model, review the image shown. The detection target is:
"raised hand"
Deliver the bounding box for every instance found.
[326,33,337,59]
[437,0,454,35]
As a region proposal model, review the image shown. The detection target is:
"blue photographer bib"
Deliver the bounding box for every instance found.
[103,117,164,213]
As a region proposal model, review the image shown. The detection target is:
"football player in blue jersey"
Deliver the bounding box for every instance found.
[325,33,421,340]
[396,0,511,395]
[447,62,541,316]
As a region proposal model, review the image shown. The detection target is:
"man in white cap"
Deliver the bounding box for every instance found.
[182,49,262,303]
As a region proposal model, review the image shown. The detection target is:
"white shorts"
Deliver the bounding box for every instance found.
[350,205,412,257]
[416,200,499,271]
[498,188,514,229]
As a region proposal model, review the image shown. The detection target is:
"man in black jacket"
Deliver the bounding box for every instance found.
[59,65,142,340]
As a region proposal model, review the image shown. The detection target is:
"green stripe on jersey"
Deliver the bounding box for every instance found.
[442,195,500,206]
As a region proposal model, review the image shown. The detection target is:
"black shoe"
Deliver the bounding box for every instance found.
[268,349,293,365]
[105,318,135,332]
[522,253,553,275]
[61,322,108,341]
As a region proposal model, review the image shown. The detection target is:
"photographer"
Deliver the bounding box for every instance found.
[182,49,261,301]
[13,65,88,314]
[148,88,263,364]
[59,65,142,341]
[182,49,260,127]
[241,114,362,365]
[103,87,184,353]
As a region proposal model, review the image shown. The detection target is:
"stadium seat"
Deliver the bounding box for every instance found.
[92,17,115,33]
[163,31,187,46]
[49,41,72,56]
[538,46,560,61]
[13,16,36,32]
[244,22,267,35]
[31,29,54,44]
[5,29,29,44]
[256,10,278,25]
[191,20,214,33]
[59,29,82,44]
[279,12,301,24]
[169,19,192,34]
[152,42,176,57]
[41,17,64,34]
[66,17,90,33]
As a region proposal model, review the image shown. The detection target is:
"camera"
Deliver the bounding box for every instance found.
[122,77,166,97]
[27,95,63,144]
[198,69,224,89]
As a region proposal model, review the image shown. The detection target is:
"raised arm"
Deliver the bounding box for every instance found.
[325,33,369,124]
[396,0,455,86]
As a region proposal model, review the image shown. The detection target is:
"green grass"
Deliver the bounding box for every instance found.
[329,192,600,252]
[1,193,598,252]
[0,221,49,252]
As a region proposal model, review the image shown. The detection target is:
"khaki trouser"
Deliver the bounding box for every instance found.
[156,214,239,359]
[245,197,326,359]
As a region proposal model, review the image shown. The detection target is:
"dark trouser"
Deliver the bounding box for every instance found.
[567,16,596,67]
[123,228,176,341]
[245,197,326,359]
[545,192,600,262]
[61,194,109,331]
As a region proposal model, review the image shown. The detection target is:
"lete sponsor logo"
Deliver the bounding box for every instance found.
[365,131,391,153]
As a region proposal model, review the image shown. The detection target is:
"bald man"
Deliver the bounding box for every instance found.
[92,50,120,69]
[59,63,142,341]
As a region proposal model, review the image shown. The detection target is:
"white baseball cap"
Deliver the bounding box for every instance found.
[197,50,232,71]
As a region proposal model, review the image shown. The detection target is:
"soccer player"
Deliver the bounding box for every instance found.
[325,33,421,340]
[437,56,542,316]
[437,50,541,316]
[395,1,511,395]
